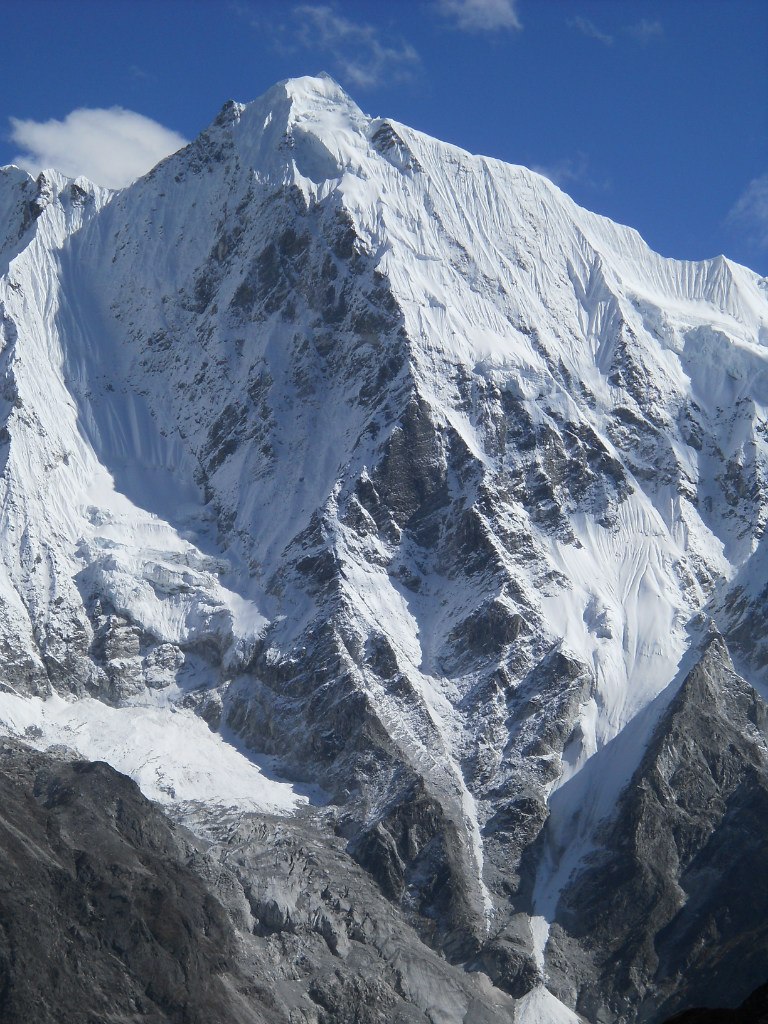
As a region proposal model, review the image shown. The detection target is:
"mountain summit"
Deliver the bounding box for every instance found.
[0,76,767,1021]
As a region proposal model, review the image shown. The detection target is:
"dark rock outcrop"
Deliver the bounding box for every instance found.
[0,739,517,1023]
[0,738,264,1024]
[554,635,768,1023]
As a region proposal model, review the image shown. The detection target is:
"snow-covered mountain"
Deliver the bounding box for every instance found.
[1,74,767,1021]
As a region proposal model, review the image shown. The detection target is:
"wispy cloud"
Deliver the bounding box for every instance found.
[436,0,522,32]
[532,154,588,188]
[569,15,664,47]
[286,5,420,89]
[568,16,613,46]
[625,18,664,44]
[128,64,156,83]
[531,152,610,194]
[727,174,768,252]
[9,108,188,189]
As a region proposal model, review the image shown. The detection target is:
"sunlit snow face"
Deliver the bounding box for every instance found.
[0,691,312,816]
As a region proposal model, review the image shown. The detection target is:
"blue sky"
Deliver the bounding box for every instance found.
[1,0,766,274]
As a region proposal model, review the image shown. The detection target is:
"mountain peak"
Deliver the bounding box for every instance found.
[1,74,768,1023]
[282,71,353,104]
[191,74,369,189]
[241,72,365,128]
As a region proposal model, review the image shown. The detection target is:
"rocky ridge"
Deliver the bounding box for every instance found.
[550,634,768,1020]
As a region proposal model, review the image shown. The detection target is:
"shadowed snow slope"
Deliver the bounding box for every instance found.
[0,74,767,1021]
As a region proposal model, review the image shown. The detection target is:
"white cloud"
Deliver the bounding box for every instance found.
[437,0,522,32]
[625,18,664,43]
[292,5,420,89]
[9,107,189,189]
[568,16,613,45]
[727,174,768,252]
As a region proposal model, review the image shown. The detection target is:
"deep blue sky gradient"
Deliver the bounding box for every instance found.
[1,0,766,273]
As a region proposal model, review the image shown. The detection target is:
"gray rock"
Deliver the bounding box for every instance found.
[0,739,518,1024]
[0,738,266,1024]
[554,635,768,1022]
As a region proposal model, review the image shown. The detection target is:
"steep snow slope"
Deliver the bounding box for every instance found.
[0,690,308,814]
[0,74,767,1019]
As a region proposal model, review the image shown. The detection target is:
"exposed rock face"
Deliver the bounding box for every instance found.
[199,809,517,1024]
[0,738,516,1024]
[0,738,263,1024]
[552,636,768,1022]
[0,74,767,1021]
